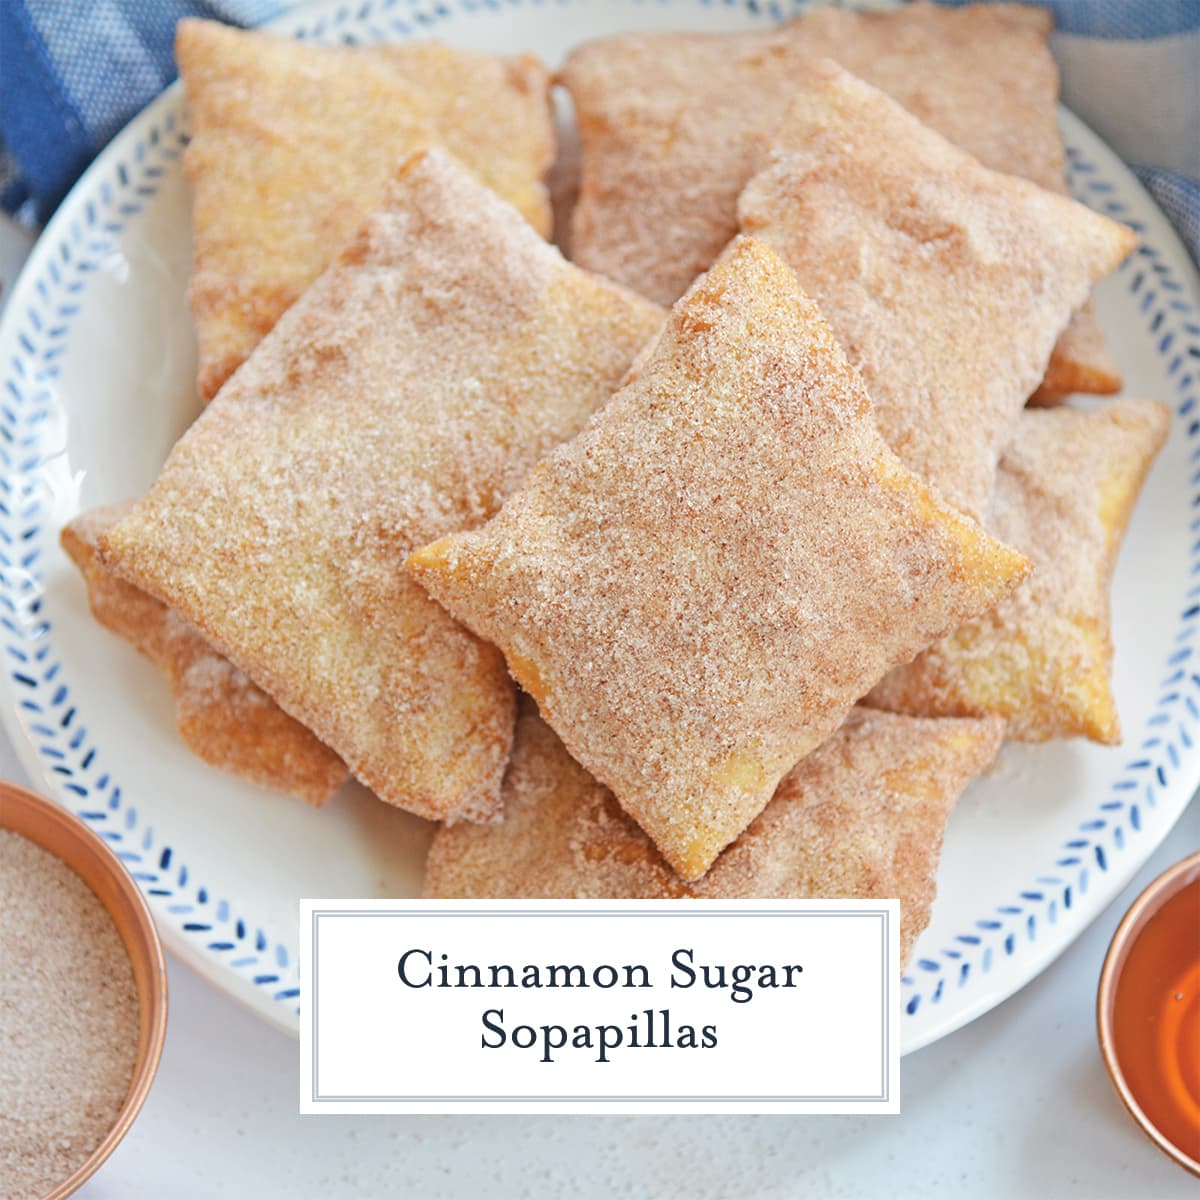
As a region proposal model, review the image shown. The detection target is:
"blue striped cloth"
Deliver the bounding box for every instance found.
[0,0,1196,261]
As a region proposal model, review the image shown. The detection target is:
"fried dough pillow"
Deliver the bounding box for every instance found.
[738,62,1137,518]
[409,237,1028,879]
[869,400,1169,741]
[100,151,661,824]
[178,19,555,399]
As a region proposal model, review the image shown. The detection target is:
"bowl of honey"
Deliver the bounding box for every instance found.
[1098,850,1200,1176]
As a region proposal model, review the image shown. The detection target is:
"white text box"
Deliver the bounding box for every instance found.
[300,899,900,1115]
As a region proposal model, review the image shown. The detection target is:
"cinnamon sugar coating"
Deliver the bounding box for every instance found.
[425,705,1005,966]
[738,62,1137,518]
[409,236,1029,879]
[869,400,1169,742]
[178,18,554,400]
[560,0,1117,395]
[63,505,347,805]
[100,151,662,824]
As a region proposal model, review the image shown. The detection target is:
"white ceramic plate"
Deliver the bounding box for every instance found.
[0,0,1196,1049]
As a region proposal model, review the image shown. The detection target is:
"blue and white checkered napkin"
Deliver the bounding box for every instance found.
[0,0,1196,259]
[0,0,284,222]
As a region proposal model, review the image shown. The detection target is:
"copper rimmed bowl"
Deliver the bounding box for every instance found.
[1097,850,1200,1177]
[0,779,168,1199]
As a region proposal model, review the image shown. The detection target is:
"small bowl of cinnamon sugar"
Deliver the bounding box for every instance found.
[0,779,167,1199]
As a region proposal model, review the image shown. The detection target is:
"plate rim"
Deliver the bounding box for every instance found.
[0,0,1197,1049]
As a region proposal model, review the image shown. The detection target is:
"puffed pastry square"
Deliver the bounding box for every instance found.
[178,18,555,400]
[738,61,1137,518]
[559,1,1118,397]
[868,400,1170,742]
[424,706,1005,968]
[63,505,347,806]
[409,236,1029,879]
[100,150,662,824]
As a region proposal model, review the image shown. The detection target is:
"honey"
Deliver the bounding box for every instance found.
[1112,875,1200,1164]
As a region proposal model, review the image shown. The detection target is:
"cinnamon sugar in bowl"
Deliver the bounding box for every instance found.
[0,780,166,1199]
